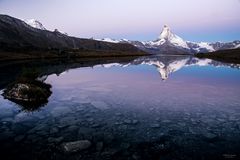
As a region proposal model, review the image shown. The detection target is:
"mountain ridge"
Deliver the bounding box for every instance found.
[1,14,239,56]
[0,14,146,60]
[97,25,240,54]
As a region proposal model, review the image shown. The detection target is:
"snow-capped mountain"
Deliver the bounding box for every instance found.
[210,41,240,50]
[1,15,143,56]
[24,19,69,36]
[97,25,240,54]
[24,19,46,30]
[148,25,189,49]
[17,18,240,54]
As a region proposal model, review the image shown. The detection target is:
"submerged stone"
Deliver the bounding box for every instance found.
[62,140,91,152]
[203,132,218,142]
[96,141,104,152]
[14,135,25,142]
[50,127,59,134]
[132,120,139,124]
[51,107,73,117]
[124,119,132,124]
[150,124,161,128]
[48,137,64,143]
[115,112,122,116]
[91,123,101,128]
[91,101,109,110]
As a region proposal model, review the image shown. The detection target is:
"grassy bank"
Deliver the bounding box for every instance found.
[0,49,148,62]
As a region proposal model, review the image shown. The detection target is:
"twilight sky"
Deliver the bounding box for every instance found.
[0,0,240,42]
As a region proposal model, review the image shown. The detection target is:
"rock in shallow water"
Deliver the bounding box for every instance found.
[48,137,64,143]
[96,141,104,152]
[150,124,161,128]
[203,132,218,142]
[2,81,52,111]
[62,140,91,152]
[14,135,25,142]
[91,101,109,110]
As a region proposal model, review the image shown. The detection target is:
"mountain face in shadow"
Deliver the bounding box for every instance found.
[0,15,146,59]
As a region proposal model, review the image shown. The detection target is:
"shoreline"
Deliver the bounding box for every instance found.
[195,48,240,64]
[0,50,149,62]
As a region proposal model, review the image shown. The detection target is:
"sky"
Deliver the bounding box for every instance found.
[0,0,240,42]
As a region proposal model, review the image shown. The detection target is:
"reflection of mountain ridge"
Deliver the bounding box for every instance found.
[131,56,240,80]
[0,57,138,111]
[0,56,240,110]
[94,56,240,80]
[1,56,240,90]
[0,57,138,90]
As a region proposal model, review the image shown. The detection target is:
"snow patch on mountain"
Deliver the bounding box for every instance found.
[24,19,46,30]
[24,19,68,35]
[188,42,215,52]
[234,44,240,49]
[96,38,120,43]
[198,42,214,51]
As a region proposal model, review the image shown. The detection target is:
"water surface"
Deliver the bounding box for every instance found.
[0,55,240,160]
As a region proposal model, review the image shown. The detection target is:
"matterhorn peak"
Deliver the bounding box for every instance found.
[158,24,172,40]
[153,25,189,49]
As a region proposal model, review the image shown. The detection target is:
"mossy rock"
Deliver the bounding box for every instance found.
[2,80,52,111]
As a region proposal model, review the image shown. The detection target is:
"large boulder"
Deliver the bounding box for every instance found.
[2,80,52,111]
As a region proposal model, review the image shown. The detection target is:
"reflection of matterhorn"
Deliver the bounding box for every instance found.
[131,55,236,80]
[138,56,189,80]
[156,59,188,80]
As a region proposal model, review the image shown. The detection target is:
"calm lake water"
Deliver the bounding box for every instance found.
[0,55,240,160]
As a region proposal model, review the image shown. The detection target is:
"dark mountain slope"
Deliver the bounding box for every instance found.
[0,14,146,59]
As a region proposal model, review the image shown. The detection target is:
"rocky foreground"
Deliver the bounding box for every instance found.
[0,98,239,160]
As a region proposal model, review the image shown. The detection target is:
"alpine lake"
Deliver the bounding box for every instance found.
[0,55,240,160]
